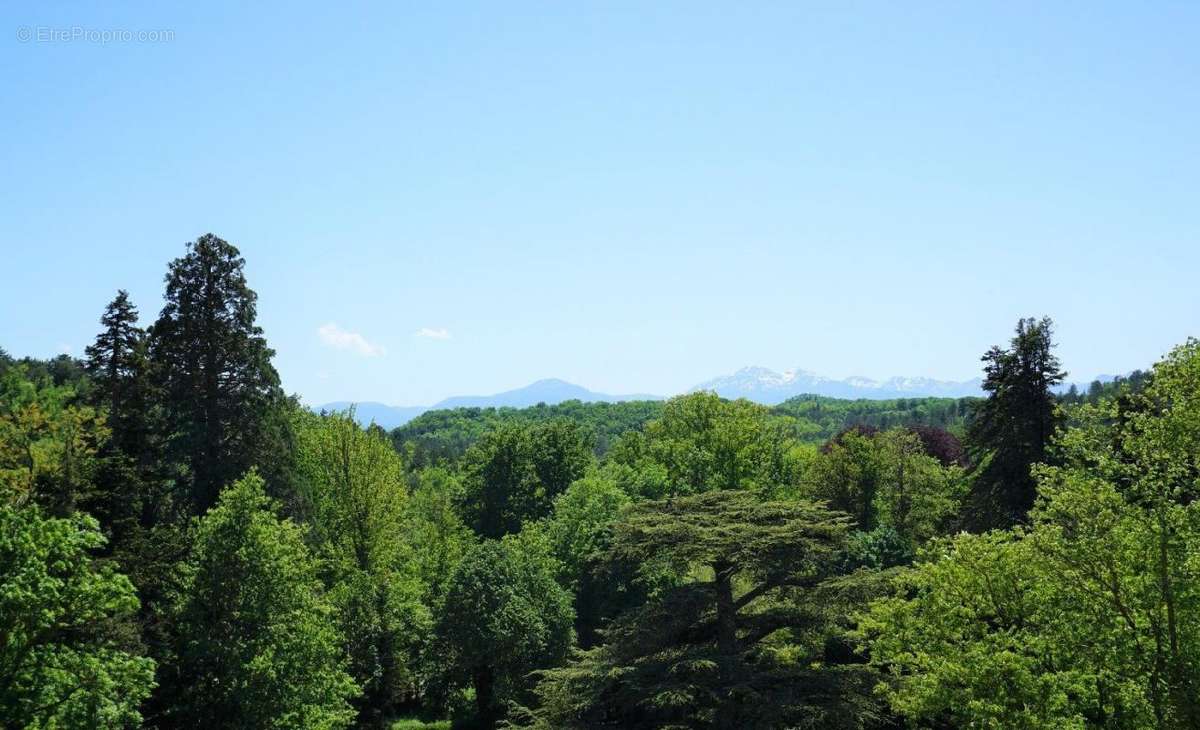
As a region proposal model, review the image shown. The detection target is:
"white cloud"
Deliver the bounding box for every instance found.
[317,323,385,357]
[415,327,452,340]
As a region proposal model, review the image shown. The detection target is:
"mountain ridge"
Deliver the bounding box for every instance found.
[689,366,986,404]
[317,368,1124,429]
[315,370,994,429]
[315,378,661,429]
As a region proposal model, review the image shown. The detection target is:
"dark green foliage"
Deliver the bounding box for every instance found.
[1058,369,1151,406]
[148,234,286,514]
[458,420,592,539]
[83,290,166,545]
[435,539,574,728]
[774,394,976,439]
[523,491,887,729]
[85,291,151,455]
[965,316,1066,529]
[0,503,155,728]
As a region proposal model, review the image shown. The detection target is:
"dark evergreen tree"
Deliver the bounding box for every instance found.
[82,291,156,541]
[148,234,285,513]
[85,291,152,456]
[964,316,1065,529]
[522,491,887,730]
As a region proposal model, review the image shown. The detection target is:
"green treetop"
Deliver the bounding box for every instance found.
[170,472,359,729]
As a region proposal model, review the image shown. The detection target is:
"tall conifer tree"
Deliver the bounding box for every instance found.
[85,290,150,455]
[965,316,1065,528]
[148,234,284,513]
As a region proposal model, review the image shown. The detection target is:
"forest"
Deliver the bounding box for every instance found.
[2,233,1198,730]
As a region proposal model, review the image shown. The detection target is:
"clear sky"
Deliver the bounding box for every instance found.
[2,2,1197,406]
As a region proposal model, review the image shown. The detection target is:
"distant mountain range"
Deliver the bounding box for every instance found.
[318,368,1117,428]
[689,367,985,404]
[316,378,660,429]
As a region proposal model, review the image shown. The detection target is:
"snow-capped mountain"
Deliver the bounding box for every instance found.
[690,367,984,404]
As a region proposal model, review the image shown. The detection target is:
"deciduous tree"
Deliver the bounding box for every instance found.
[171,472,358,729]
[0,503,154,729]
[435,538,574,729]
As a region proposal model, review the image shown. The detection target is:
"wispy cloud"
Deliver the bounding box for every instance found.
[317,323,385,357]
[415,327,452,340]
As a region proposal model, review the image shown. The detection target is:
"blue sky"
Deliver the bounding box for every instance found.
[2,2,1197,406]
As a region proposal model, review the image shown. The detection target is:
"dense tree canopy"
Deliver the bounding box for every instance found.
[292,409,428,724]
[0,504,154,729]
[171,473,359,729]
[458,420,592,539]
[524,490,886,729]
[1,238,1186,730]
[860,339,1200,729]
[435,538,574,728]
[0,366,107,514]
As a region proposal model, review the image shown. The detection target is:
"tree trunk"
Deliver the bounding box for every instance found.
[714,562,738,730]
[473,665,496,729]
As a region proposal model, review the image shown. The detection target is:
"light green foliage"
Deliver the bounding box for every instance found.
[390,718,450,730]
[0,503,154,728]
[543,472,631,590]
[541,470,657,648]
[293,409,430,722]
[805,428,963,544]
[859,340,1200,729]
[392,396,973,472]
[872,429,964,544]
[803,429,884,531]
[611,392,802,497]
[435,538,574,728]
[858,531,1098,728]
[173,473,359,729]
[0,366,107,511]
[404,466,475,611]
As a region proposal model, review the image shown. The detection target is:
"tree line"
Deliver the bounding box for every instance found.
[390,392,976,471]
[1,233,1193,729]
